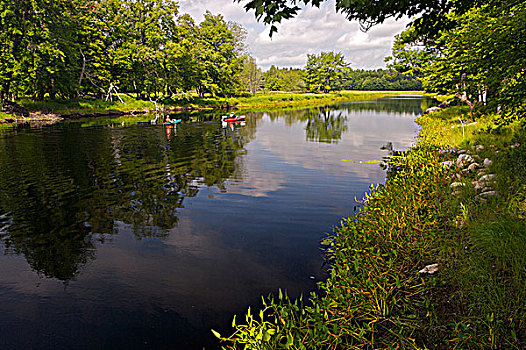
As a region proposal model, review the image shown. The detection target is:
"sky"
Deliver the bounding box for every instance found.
[178,0,411,71]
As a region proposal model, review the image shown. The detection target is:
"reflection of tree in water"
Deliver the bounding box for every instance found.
[339,96,436,115]
[0,120,252,281]
[263,106,348,143]
[304,108,347,143]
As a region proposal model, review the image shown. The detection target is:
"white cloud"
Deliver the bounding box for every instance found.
[178,0,410,71]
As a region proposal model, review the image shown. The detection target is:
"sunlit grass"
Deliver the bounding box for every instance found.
[16,90,424,116]
[214,105,526,349]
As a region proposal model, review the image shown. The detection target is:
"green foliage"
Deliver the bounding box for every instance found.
[236,0,483,37]
[385,26,437,79]
[216,141,450,348]
[263,66,306,92]
[389,1,526,118]
[422,2,526,114]
[0,0,249,106]
[240,56,264,93]
[304,52,349,93]
[343,69,422,91]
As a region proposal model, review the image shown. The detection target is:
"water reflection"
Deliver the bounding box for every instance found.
[0,121,251,280]
[0,97,431,349]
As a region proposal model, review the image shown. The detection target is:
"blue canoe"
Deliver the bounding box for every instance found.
[162,119,182,125]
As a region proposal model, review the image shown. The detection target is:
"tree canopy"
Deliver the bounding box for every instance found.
[236,0,485,36]
[0,0,251,105]
[388,0,526,116]
[304,52,349,93]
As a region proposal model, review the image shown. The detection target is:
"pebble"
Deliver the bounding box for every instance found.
[450,182,466,189]
[479,191,497,198]
[479,174,496,182]
[419,263,439,274]
[439,148,458,156]
[483,158,493,167]
[457,154,474,168]
[476,145,485,151]
[467,163,480,172]
[472,181,484,190]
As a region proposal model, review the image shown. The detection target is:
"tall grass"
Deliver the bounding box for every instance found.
[214,108,526,349]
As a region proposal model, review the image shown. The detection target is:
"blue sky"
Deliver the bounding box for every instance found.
[179,0,411,71]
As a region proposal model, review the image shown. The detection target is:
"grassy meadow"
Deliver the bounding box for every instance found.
[0,91,422,121]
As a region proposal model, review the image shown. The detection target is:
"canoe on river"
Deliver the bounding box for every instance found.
[221,115,246,123]
[162,119,182,125]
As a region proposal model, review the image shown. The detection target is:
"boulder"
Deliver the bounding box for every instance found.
[472,181,484,190]
[425,106,441,114]
[483,158,493,167]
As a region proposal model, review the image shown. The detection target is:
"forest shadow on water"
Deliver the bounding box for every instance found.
[0,97,431,349]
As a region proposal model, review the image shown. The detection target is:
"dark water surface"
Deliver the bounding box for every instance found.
[0,97,429,349]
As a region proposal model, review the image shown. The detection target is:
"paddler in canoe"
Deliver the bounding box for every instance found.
[164,116,181,124]
[222,112,246,122]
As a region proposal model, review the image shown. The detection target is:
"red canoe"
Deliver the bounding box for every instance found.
[222,115,246,123]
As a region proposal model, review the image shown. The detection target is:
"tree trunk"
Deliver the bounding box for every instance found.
[50,77,56,100]
[76,49,86,101]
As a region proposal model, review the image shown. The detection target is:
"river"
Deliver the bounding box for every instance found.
[0,96,431,349]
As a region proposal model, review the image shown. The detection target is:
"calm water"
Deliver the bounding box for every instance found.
[0,97,429,349]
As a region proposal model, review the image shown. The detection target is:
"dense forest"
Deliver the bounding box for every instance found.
[0,0,421,111]
[264,62,422,93]
[0,0,249,103]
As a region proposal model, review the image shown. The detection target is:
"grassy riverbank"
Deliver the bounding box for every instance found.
[214,107,525,349]
[1,91,420,121]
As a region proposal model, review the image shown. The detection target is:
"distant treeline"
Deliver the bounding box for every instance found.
[262,65,421,92]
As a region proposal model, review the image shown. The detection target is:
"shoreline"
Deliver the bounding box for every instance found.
[215,105,525,348]
[0,90,423,127]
